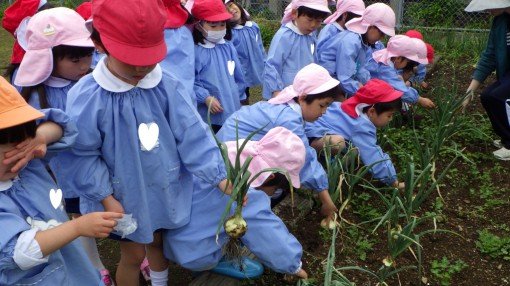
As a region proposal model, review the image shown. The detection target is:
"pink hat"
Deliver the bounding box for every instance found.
[225,127,306,188]
[341,79,403,118]
[269,63,340,104]
[14,7,94,87]
[192,0,232,22]
[404,29,423,40]
[92,0,167,66]
[426,43,434,64]
[324,0,365,24]
[162,0,188,28]
[410,38,428,64]
[281,0,331,25]
[345,3,395,36]
[372,35,428,66]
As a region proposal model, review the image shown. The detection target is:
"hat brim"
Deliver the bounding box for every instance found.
[405,54,428,65]
[164,5,188,28]
[101,34,167,66]
[378,25,395,37]
[85,19,93,33]
[309,77,340,95]
[300,3,331,14]
[465,0,510,12]
[0,104,44,129]
[202,12,233,22]
[14,49,53,86]
[345,17,368,34]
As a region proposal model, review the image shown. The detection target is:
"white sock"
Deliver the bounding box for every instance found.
[150,268,169,286]
[79,236,106,270]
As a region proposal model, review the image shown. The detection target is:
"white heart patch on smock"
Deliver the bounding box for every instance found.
[227,60,235,76]
[310,43,315,55]
[49,188,63,209]
[138,123,159,151]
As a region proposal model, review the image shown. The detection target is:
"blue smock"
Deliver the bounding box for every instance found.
[194,39,247,126]
[306,103,398,184]
[317,30,370,97]
[316,22,344,57]
[262,22,317,99]
[230,21,266,88]
[163,179,302,274]
[0,110,102,286]
[366,59,419,104]
[217,101,328,192]
[400,64,426,84]
[160,27,197,106]
[54,58,227,244]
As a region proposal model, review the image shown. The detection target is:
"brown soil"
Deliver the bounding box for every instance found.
[98,58,510,285]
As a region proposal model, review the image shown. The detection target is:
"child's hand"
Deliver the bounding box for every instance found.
[295,269,308,279]
[417,96,436,109]
[272,91,281,97]
[76,212,123,238]
[420,81,429,89]
[392,181,405,189]
[101,195,125,214]
[3,136,47,173]
[217,179,247,206]
[206,96,224,114]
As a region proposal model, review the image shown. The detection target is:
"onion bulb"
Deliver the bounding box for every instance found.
[224,214,247,239]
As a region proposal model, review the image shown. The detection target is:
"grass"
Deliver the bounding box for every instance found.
[0,28,15,75]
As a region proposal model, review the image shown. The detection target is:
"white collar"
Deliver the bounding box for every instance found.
[355,103,371,117]
[287,100,303,117]
[332,22,345,32]
[92,57,162,92]
[286,22,310,36]
[233,21,253,29]
[43,76,72,88]
[198,38,226,48]
[0,179,14,191]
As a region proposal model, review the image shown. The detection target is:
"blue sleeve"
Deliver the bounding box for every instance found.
[263,30,287,99]
[351,121,397,184]
[241,190,302,274]
[164,77,227,186]
[194,47,211,104]
[0,212,30,272]
[38,108,78,153]
[415,64,426,83]
[335,40,362,96]
[231,46,247,101]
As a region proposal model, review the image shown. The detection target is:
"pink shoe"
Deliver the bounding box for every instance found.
[100,269,115,286]
[140,258,151,281]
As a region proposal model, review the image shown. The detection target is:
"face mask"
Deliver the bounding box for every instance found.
[200,24,226,43]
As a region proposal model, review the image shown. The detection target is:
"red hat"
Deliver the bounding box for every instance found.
[341,79,403,118]
[404,29,423,40]
[425,43,434,64]
[2,0,42,64]
[92,0,167,66]
[191,0,232,22]
[75,1,92,20]
[162,0,188,28]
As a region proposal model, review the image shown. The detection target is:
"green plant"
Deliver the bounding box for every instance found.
[476,229,510,260]
[430,257,468,286]
[345,227,375,261]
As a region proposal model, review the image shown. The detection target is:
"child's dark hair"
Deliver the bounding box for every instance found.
[90,26,109,55]
[344,12,359,23]
[227,1,249,25]
[297,6,329,20]
[2,2,54,82]
[182,3,196,25]
[362,98,402,114]
[0,121,37,144]
[192,21,232,45]
[259,172,290,189]
[402,59,419,74]
[293,84,345,104]
[21,45,94,109]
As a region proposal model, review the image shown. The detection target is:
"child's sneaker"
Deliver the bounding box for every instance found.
[100,269,115,286]
[211,256,263,279]
[493,147,510,161]
[493,139,502,148]
[140,257,151,281]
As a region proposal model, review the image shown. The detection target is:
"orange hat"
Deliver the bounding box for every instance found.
[0,76,44,129]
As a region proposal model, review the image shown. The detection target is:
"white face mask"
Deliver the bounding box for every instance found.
[200,24,226,43]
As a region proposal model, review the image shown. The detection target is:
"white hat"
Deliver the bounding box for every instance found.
[465,0,510,12]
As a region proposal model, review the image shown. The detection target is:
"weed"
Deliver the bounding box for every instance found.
[430,257,468,286]
[476,229,510,260]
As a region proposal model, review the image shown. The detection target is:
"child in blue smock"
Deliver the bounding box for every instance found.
[218,63,344,221]
[317,3,396,97]
[164,127,308,280]
[191,0,247,133]
[226,0,266,105]
[402,30,435,89]
[54,1,229,285]
[306,79,406,188]
[316,0,364,57]
[160,0,198,107]
[366,35,436,110]
[262,0,331,99]
[0,76,123,286]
